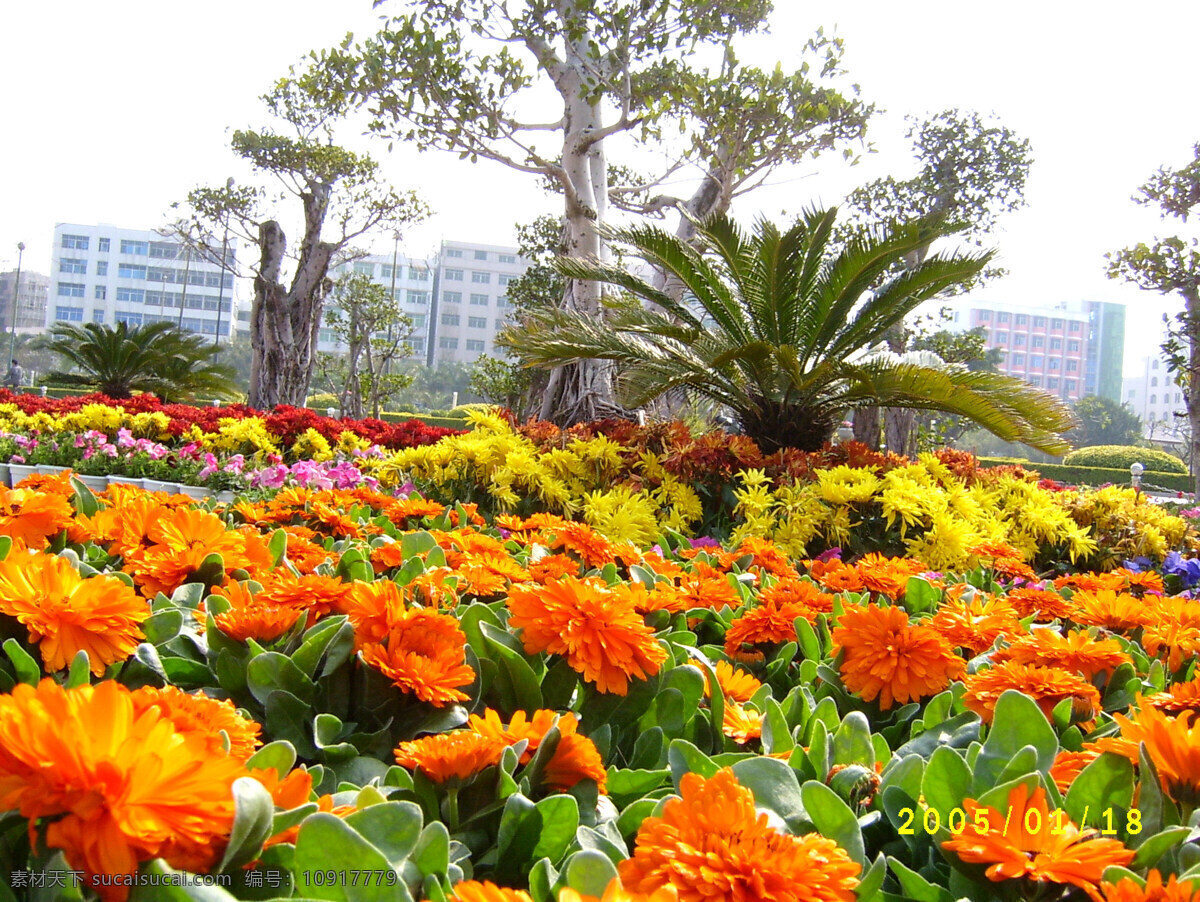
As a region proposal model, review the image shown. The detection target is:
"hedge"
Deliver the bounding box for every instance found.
[979,456,1194,493]
[1062,444,1187,474]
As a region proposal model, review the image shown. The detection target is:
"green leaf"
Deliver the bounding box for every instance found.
[887,857,955,902]
[760,697,794,756]
[293,813,410,902]
[563,849,619,899]
[800,780,865,867]
[246,741,298,777]
[218,777,275,871]
[247,652,317,706]
[1130,826,1191,868]
[832,711,874,769]
[481,622,543,713]
[3,638,40,685]
[974,690,1057,790]
[733,757,810,835]
[268,528,288,566]
[65,650,91,688]
[893,712,980,760]
[795,616,821,660]
[344,801,424,865]
[1065,753,1134,831]
[879,755,924,804]
[411,821,450,880]
[903,577,941,616]
[922,746,973,817]
[131,859,241,901]
[667,739,719,786]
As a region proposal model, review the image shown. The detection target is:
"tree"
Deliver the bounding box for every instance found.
[320,272,413,418]
[1069,395,1143,448]
[907,323,1004,451]
[502,211,1076,453]
[36,321,239,401]
[303,0,874,424]
[1108,143,1200,494]
[842,110,1034,450]
[177,78,427,411]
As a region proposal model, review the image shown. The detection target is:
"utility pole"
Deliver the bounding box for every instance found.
[213,177,234,346]
[7,242,24,365]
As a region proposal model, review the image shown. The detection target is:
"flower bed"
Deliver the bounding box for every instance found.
[0,471,1198,901]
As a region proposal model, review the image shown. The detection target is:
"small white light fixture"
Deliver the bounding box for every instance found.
[212,399,221,408]
[1131,461,1144,491]
[326,407,336,418]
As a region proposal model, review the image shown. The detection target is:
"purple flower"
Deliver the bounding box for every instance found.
[1163,551,1200,589]
[816,547,843,562]
[688,536,721,549]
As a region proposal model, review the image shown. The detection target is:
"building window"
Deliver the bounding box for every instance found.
[379,264,395,279]
[409,338,426,353]
[471,271,491,284]
[94,286,107,300]
[57,282,85,298]
[61,234,89,250]
[445,248,463,258]
[442,291,462,304]
[1015,314,1028,325]
[1051,318,1063,329]
[353,262,374,275]
[1152,359,1160,369]
[1066,379,1077,392]
[59,258,87,274]
[1032,336,1044,348]
[464,293,486,306]
[468,316,487,328]
[1066,359,1079,371]
[1030,355,1043,368]
[116,288,145,303]
[465,339,485,352]
[495,318,508,330]
[96,261,108,277]
[496,296,509,308]
[93,310,105,323]
[995,332,1008,344]
[1012,353,1025,366]
[318,328,335,343]
[1069,321,1082,332]
[1050,338,1062,350]
[1033,316,1046,327]
[408,291,429,305]
[115,311,143,326]
[979,310,992,321]
[439,337,459,349]
[1128,389,1136,399]
[410,267,430,281]
[474,249,488,261]
[410,314,426,328]
[97,237,110,253]
[441,314,460,326]
[118,264,146,280]
[1047,377,1060,389]
[444,269,463,281]
[1013,334,1026,346]
[997,311,1011,323]
[498,274,514,286]
[119,240,148,255]
[1151,394,1157,404]
[499,253,517,264]
[55,306,84,321]
[1067,339,1080,351]
[1177,392,1183,403]
[1049,358,1060,370]
[1030,375,1042,386]
[1152,377,1159,387]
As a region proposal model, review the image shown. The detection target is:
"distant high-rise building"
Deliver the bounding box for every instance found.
[49,224,237,340]
[1122,324,1187,443]
[942,299,1126,403]
[0,269,49,332]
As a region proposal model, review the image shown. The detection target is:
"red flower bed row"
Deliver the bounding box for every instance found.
[0,391,461,450]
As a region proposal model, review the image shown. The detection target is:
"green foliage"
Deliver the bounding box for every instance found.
[1070,396,1144,448]
[503,211,1077,453]
[35,321,240,401]
[979,456,1194,491]
[1063,444,1187,474]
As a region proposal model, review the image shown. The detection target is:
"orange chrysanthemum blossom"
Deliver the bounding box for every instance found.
[455,552,531,598]
[371,541,407,574]
[551,521,618,569]
[0,552,148,676]
[613,580,686,616]
[962,662,1102,725]
[124,506,254,598]
[255,570,355,622]
[810,558,865,593]
[832,604,965,711]
[529,553,582,583]
[969,541,1026,561]
[131,685,262,761]
[507,576,667,695]
[941,782,1133,902]
[394,731,505,784]
[992,629,1132,681]
[359,608,475,706]
[760,577,836,617]
[1070,589,1155,633]
[208,580,300,644]
[723,702,764,744]
[438,881,533,902]
[466,708,608,792]
[388,496,446,529]
[0,680,244,901]
[619,768,861,902]
[281,527,333,574]
[723,598,811,657]
[1008,586,1075,622]
[558,879,679,902]
[929,595,1021,656]
[343,579,406,646]
[1102,870,1200,902]
[1143,676,1200,716]
[1104,704,1200,804]
[0,485,75,548]
[1142,619,1200,674]
[1049,747,1101,793]
[854,553,927,599]
[704,660,762,703]
[676,568,741,611]
[734,536,798,578]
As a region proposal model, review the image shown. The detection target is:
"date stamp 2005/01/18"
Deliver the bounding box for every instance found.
[896,806,1142,837]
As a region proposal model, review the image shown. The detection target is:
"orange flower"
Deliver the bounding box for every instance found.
[723,598,810,657]
[1049,748,1101,793]
[0,680,245,901]
[0,485,74,548]
[551,521,617,568]
[443,881,533,902]
[810,558,864,593]
[466,708,607,792]
[833,604,964,710]
[706,660,762,703]
[455,552,530,597]
[942,782,1133,902]
[1008,587,1075,622]
[968,541,1026,561]
[676,568,741,611]
[619,768,860,902]
[558,880,679,902]
[255,570,354,622]
[281,527,333,574]
[359,608,475,706]
[993,629,1132,681]
[1071,589,1154,633]
[371,541,407,574]
[209,580,301,643]
[1106,704,1200,804]
[1144,676,1200,715]
[1142,619,1200,673]
[929,595,1021,655]
[734,536,797,578]
[394,731,505,783]
[507,576,666,695]
[0,552,147,675]
[123,506,255,598]
[343,579,406,645]
[131,685,262,761]
[854,553,927,599]
[529,553,582,583]
[723,702,764,744]
[1102,870,1200,902]
[962,661,1101,724]
[388,496,447,528]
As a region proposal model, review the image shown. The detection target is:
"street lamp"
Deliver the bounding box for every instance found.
[7,242,24,366]
[1131,461,1144,501]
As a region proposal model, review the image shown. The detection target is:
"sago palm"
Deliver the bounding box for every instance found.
[503,210,1076,453]
[37,321,239,401]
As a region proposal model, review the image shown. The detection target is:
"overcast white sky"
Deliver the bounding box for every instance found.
[2,1,1197,375]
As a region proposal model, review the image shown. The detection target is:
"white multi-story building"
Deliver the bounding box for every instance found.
[1123,353,1188,442]
[324,251,436,357]
[49,224,237,340]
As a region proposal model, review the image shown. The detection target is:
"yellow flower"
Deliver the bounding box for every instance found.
[815,466,880,505]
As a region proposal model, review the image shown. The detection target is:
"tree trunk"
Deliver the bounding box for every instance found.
[884,408,917,457]
[1186,291,1200,498]
[853,407,880,449]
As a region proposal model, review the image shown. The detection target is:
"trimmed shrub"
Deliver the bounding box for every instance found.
[1063,444,1187,474]
[979,456,1193,492]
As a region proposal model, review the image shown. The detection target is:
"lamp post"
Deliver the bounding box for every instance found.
[212,177,234,347]
[1131,461,1144,502]
[7,242,24,365]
